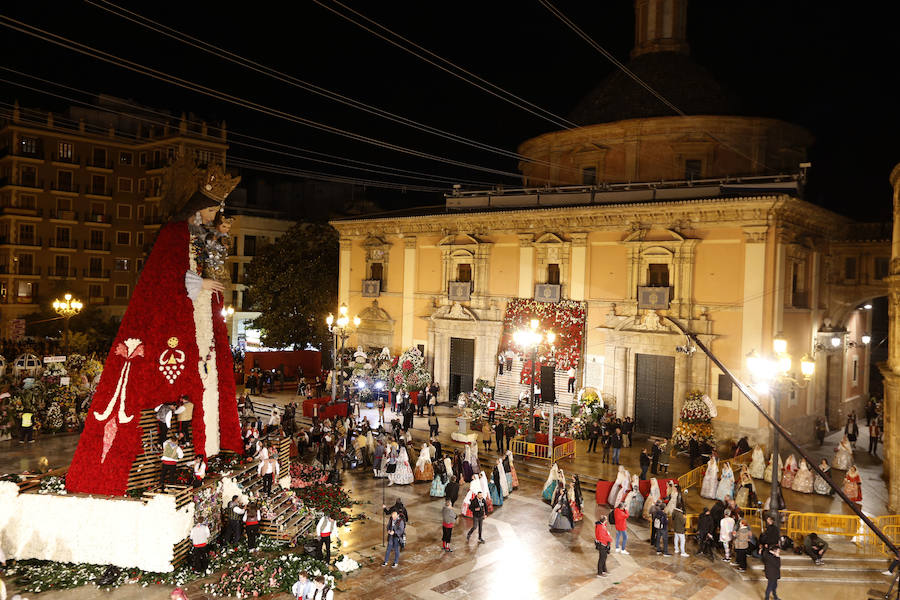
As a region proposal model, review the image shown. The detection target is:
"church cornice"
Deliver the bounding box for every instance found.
[331,195,848,238]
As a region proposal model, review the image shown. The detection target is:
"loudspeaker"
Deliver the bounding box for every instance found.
[540,365,556,404]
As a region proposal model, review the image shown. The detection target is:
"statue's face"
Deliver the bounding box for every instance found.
[197,206,219,224]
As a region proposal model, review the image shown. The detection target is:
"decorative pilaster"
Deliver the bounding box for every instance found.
[338,237,352,307]
[570,233,588,301]
[739,225,768,429]
[518,234,534,298]
[401,237,417,349]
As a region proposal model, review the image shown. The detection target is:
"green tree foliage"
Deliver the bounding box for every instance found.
[20,304,120,356]
[244,223,338,349]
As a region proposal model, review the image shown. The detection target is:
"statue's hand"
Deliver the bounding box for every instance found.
[202,278,225,294]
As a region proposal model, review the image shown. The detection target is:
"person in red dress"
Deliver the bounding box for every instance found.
[67,164,243,496]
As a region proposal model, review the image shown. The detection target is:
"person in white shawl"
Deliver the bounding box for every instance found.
[607,465,629,506]
[388,445,414,485]
[833,435,853,470]
[613,469,632,507]
[665,480,680,516]
[700,455,719,499]
[626,474,643,516]
[643,477,661,520]
[715,462,735,501]
[749,444,765,479]
[764,453,784,483]
[443,455,454,479]
[496,457,509,497]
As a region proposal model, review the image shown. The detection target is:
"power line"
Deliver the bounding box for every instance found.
[0,15,526,181]
[536,0,773,173]
[84,0,580,178]
[0,70,495,187]
[310,0,579,131]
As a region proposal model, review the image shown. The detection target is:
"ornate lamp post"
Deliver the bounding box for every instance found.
[513,319,555,443]
[52,293,83,354]
[746,334,814,526]
[326,303,360,403]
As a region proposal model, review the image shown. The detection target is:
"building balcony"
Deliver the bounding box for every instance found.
[50,181,80,194]
[637,285,673,309]
[534,283,561,303]
[87,213,112,224]
[49,210,79,222]
[362,279,381,297]
[82,268,111,279]
[51,153,80,165]
[0,206,43,217]
[9,265,42,276]
[448,281,472,302]
[146,158,169,170]
[143,215,165,225]
[0,147,45,161]
[89,295,109,305]
[86,159,114,171]
[47,267,78,278]
[48,238,79,250]
[0,236,43,247]
[0,176,43,190]
[83,240,111,252]
[86,187,113,198]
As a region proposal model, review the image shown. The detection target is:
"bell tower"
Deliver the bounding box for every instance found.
[631,0,690,58]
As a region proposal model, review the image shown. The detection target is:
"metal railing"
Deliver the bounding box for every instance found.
[509,437,576,462]
[677,450,753,492]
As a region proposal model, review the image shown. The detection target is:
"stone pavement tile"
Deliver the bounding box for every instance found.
[431,578,463,593]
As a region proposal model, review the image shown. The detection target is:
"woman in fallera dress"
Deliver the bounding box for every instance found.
[716,462,735,502]
[479,470,494,513]
[505,450,519,490]
[813,458,834,495]
[543,463,561,502]
[665,482,681,516]
[700,455,719,499]
[791,458,814,494]
[388,445,415,486]
[627,474,644,516]
[614,469,632,507]
[842,465,862,502]
[643,477,661,520]
[489,465,504,507]
[833,435,854,470]
[568,481,584,522]
[549,487,574,531]
[764,454,784,483]
[414,442,434,482]
[496,457,509,498]
[430,471,448,497]
[749,444,766,480]
[780,454,798,489]
[735,466,757,507]
[608,465,629,506]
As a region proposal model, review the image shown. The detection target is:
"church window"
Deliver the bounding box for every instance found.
[457,263,472,282]
[581,166,597,185]
[648,263,669,287]
[547,263,560,285]
[684,159,702,180]
[370,262,383,281]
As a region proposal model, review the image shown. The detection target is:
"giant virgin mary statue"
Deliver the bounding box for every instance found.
[66,164,243,495]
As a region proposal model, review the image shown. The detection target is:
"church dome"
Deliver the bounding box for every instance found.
[569,51,742,126]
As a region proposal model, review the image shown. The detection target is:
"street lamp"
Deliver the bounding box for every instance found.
[52,293,83,354]
[746,334,814,525]
[513,318,555,443]
[326,303,360,404]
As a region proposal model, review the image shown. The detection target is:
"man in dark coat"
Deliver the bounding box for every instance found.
[762,548,781,600]
[759,514,780,552]
[495,421,505,453]
[505,424,516,451]
[688,433,700,468]
[696,507,714,560]
[467,492,487,543]
[709,499,726,539]
[587,422,601,453]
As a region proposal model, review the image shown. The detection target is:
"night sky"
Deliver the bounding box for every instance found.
[1,1,897,221]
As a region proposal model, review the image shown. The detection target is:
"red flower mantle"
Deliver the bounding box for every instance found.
[66,222,243,496]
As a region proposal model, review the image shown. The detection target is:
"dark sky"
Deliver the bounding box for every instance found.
[1,1,897,221]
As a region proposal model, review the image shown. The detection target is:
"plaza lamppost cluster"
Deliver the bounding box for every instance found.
[52,293,83,354]
[746,334,814,525]
[513,318,555,443]
[326,304,360,403]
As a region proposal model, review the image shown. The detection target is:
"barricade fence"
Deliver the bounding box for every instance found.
[510,438,576,462]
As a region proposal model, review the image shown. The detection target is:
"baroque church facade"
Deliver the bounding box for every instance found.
[331,0,889,454]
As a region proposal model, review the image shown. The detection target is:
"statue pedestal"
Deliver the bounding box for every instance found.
[451,415,478,444]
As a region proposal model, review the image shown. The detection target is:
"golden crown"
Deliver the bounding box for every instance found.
[198,163,240,205]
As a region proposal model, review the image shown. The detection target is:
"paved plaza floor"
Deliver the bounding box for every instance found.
[0,392,893,599]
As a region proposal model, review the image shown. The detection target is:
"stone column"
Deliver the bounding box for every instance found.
[401,237,416,350]
[338,237,352,307]
[518,234,534,299]
[740,226,768,430]
[880,165,900,510]
[570,233,588,301]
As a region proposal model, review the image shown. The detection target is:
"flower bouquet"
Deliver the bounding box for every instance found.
[672,389,716,450]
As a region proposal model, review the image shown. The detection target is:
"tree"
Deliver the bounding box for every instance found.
[244,222,338,349]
